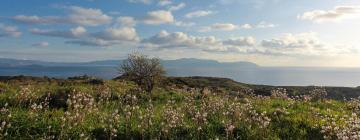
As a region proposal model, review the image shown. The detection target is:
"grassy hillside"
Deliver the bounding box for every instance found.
[0,76,359,139]
[163,76,250,90]
[164,76,360,100]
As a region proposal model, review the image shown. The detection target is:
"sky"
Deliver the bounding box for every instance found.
[1,0,360,67]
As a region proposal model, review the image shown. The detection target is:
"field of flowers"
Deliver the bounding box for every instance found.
[0,77,360,139]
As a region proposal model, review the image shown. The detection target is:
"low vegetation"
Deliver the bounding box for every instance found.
[0,76,360,139]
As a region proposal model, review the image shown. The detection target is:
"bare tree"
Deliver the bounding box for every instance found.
[119,53,166,94]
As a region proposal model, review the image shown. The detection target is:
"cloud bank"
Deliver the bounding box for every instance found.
[0,23,22,38]
[299,6,360,23]
[12,6,112,26]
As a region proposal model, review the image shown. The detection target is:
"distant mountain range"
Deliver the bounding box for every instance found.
[0,58,259,79]
[1,58,360,87]
[0,58,258,68]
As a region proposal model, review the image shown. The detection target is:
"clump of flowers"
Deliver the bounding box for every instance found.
[121,89,143,136]
[321,113,360,140]
[291,94,312,102]
[206,96,226,115]
[183,92,211,133]
[60,89,97,138]
[0,103,11,137]
[15,85,38,107]
[244,102,271,129]
[347,97,360,115]
[67,89,96,112]
[138,100,155,137]
[271,88,289,100]
[222,101,243,137]
[95,86,112,104]
[28,93,51,122]
[105,109,121,138]
[30,92,50,112]
[309,87,327,101]
[160,100,184,136]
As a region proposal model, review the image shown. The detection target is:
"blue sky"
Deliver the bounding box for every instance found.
[1,0,360,67]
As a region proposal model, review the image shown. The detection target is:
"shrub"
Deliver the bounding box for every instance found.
[119,53,165,94]
[47,88,71,109]
[87,78,104,85]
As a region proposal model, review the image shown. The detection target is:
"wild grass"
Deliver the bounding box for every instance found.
[0,79,359,139]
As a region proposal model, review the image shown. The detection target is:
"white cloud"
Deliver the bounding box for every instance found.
[71,26,87,36]
[185,10,213,18]
[260,32,341,56]
[199,21,277,32]
[169,3,186,11]
[143,10,174,25]
[67,6,112,26]
[158,0,172,6]
[66,27,139,47]
[12,6,112,26]
[262,32,321,48]
[299,5,360,23]
[92,27,139,42]
[240,24,253,29]
[12,15,62,24]
[218,0,282,9]
[142,30,256,53]
[30,26,87,39]
[117,16,137,27]
[142,30,356,57]
[199,23,239,32]
[223,37,256,47]
[256,21,277,28]
[32,41,49,47]
[30,25,138,47]
[118,10,184,27]
[66,39,117,47]
[143,30,220,48]
[173,21,195,27]
[0,23,22,38]
[211,23,238,31]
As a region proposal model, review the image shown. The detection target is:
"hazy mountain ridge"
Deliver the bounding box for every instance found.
[0,58,259,81]
[0,58,259,68]
[1,58,360,87]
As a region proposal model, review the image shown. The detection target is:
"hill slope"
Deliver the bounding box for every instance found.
[2,75,359,100]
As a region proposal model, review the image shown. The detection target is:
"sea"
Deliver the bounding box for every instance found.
[1,66,360,87]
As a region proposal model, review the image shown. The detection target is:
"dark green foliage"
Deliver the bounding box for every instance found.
[87,78,105,85]
[92,128,110,140]
[271,117,323,140]
[164,76,250,90]
[165,76,360,100]
[47,88,71,109]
